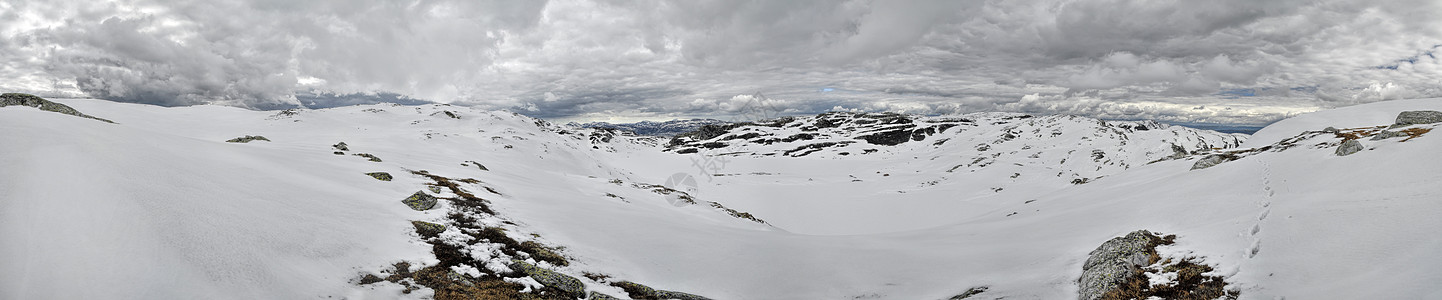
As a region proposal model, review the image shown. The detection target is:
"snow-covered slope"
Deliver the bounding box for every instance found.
[3,97,1441,299]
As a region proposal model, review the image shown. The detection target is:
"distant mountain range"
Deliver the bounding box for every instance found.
[569,118,729,136]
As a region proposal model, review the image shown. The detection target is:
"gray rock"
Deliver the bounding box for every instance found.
[409,221,445,238]
[1395,110,1442,126]
[1322,127,1340,133]
[588,291,623,300]
[1190,154,1238,170]
[1370,130,1407,140]
[1336,139,1364,156]
[333,142,349,151]
[0,93,115,123]
[508,260,585,298]
[1078,230,1166,300]
[401,191,438,211]
[366,172,393,181]
[225,135,271,143]
[612,281,712,300]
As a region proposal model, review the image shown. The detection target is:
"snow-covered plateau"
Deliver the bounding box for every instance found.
[3,94,1441,299]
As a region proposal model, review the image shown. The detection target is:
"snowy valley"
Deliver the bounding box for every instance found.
[3,93,1442,299]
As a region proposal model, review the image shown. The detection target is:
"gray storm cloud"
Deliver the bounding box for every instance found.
[1,0,1439,124]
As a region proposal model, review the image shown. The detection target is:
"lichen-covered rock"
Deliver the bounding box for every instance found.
[0,93,115,123]
[1190,154,1238,170]
[1394,110,1442,126]
[612,281,712,300]
[225,135,271,143]
[508,260,585,298]
[427,185,444,194]
[588,291,623,300]
[402,191,438,211]
[1078,230,1167,300]
[410,221,446,238]
[354,153,382,162]
[1336,139,1364,156]
[366,172,393,181]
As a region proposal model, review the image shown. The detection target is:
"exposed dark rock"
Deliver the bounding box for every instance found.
[508,260,585,298]
[611,281,712,300]
[1394,110,1442,126]
[1190,154,1239,170]
[676,148,699,154]
[1370,130,1407,140]
[588,291,623,300]
[333,142,350,151]
[366,172,394,181]
[463,160,489,171]
[402,191,439,211]
[226,135,271,143]
[949,286,988,299]
[1336,139,1364,156]
[354,153,383,162]
[858,129,914,146]
[0,93,115,123]
[411,221,446,238]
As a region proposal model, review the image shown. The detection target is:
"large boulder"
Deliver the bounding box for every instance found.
[0,93,114,123]
[508,260,585,298]
[1078,230,1168,300]
[1336,139,1364,156]
[1394,110,1442,126]
[401,191,439,211]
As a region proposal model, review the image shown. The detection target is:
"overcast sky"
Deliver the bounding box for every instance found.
[3,0,1439,124]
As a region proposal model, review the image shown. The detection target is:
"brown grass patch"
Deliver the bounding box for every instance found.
[1400,127,1432,142]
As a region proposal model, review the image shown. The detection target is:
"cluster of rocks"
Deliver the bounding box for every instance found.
[225,135,271,143]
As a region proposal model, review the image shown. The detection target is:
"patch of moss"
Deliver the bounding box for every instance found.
[411,221,446,238]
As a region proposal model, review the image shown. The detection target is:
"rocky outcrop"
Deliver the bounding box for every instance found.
[1078,230,1170,300]
[1190,154,1238,170]
[0,93,115,123]
[1394,110,1442,126]
[508,260,585,298]
[1335,139,1364,156]
[611,281,712,300]
[588,291,623,300]
[366,172,393,181]
[225,135,271,143]
[402,191,439,211]
[410,221,446,238]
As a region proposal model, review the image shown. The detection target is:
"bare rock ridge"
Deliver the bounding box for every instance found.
[0,93,114,123]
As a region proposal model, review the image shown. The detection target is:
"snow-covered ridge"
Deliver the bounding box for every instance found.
[5,97,1442,299]
[663,111,1244,186]
[569,118,729,136]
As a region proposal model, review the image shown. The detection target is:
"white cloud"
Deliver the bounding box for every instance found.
[0,0,1439,124]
